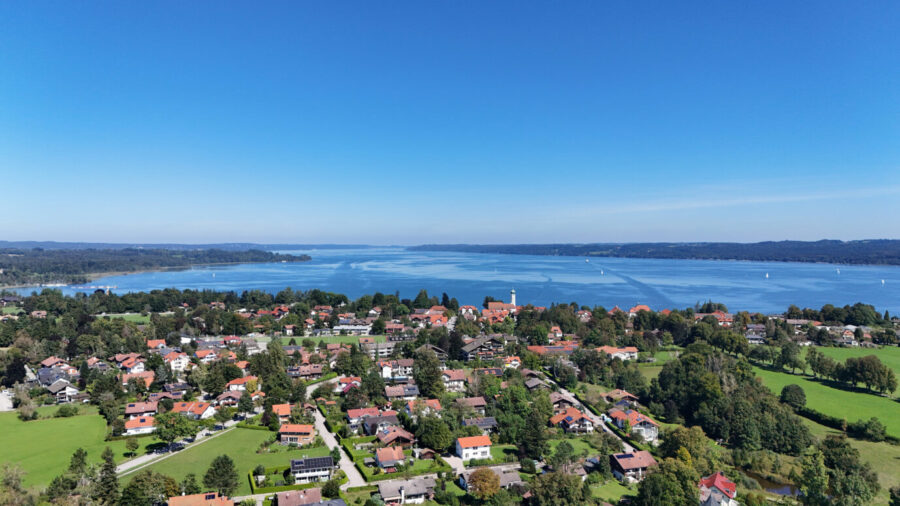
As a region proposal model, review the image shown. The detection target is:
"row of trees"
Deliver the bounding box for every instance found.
[44,446,242,505]
[807,349,897,394]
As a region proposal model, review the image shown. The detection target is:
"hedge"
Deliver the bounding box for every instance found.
[106,432,159,442]
[798,407,900,445]
[353,456,452,483]
[307,372,338,386]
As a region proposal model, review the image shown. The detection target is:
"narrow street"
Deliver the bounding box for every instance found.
[306,376,366,490]
[547,380,635,453]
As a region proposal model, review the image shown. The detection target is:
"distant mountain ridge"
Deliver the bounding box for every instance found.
[0,241,369,251]
[408,240,900,265]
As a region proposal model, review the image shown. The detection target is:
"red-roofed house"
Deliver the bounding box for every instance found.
[441,369,467,392]
[699,472,738,506]
[122,371,155,389]
[346,407,380,431]
[124,416,156,436]
[455,435,492,461]
[164,351,190,372]
[278,424,315,445]
[596,346,639,361]
[172,401,215,420]
[628,305,651,317]
[226,375,258,392]
[375,445,407,470]
[272,403,293,422]
[194,349,217,364]
[147,339,167,349]
[550,407,594,433]
[166,492,231,506]
[608,408,659,442]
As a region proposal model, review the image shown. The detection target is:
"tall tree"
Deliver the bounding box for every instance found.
[95,446,119,505]
[413,349,444,398]
[798,449,829,506]
[203,455,239,496]
[468,468,500,500]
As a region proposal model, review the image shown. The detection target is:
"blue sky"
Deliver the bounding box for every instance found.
[1,1,898,244]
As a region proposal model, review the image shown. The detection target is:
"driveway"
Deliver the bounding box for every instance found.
[306,377,366,490]
[0,390,13,412]
[551,384,635,453]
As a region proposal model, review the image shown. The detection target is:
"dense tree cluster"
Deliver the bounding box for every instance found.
[650,344,812,455]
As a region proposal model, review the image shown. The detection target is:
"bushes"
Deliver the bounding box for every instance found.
[849,417,887,442]
[54,404,79,418]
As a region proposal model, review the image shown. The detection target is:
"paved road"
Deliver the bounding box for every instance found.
[117,421,238,475]
[0,390,13,412]
[306,377,366,490]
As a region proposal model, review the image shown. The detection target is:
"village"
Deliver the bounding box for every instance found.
[0,288,897,506]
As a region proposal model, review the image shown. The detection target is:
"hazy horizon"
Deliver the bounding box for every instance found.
[2,2,898,243]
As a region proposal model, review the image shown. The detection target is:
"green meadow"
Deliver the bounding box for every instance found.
[0,410,155,489]
[125,427,330,496]
[802,418,900,505]
[753,366,900,437]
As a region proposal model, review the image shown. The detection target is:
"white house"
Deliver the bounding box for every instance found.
[164,351,191,372]
[455,435,492,461]
[124,416,156,436]
[290,456,334,484]
[441,370,467,393]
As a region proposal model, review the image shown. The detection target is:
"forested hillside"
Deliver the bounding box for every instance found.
[0,248,310,287]
[410,240,900,265]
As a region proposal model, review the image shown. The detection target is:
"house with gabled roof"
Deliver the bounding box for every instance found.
[289,456,334,484]
[172,401,215,420]
[441,369,467,392]
[279,424,315,445]
[125,401,158,419]
[455,435,492,461]
[375,445,407,469]
[550,407,594,433]
[611,451,657,482]
[699,471,738,506]
[225,375,258,391]
[455,397,487,415]
[346,407,380,431]
[377,426,415,448]
[124,416,156,436]
[608,408,659,442]
[384,384,419,401]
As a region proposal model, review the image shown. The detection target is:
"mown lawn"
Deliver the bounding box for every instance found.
[753,366,900,437]
[127,427,330,496]
[549,437,596,458]
[489,444,518,462]
[0,410,156,489]
[97,312,151,324]
[1,306,23,315]
[591,479,635,503]
[637,365,663,381]
[801,418,899,505]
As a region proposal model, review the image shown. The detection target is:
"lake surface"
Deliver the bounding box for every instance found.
[24,247,900,313]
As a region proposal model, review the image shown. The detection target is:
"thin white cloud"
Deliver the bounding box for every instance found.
[576,185,900,216]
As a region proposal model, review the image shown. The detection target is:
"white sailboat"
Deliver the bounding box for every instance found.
[765,272,769,279]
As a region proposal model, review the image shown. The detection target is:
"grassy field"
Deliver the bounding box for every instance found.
[637,365,663,381]
[1,306,23,315]
[753,366,900,437]
[127,427,331,496]
[549,437,596,458]
[591,479,635,503]
[810,346,900,377]
[95,312,152,324]
[801,418,899,505]
[0,410,157,489]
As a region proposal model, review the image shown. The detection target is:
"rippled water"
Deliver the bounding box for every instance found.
[28,247,900,313]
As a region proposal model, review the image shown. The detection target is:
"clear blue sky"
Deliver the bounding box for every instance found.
[1,2,898,244]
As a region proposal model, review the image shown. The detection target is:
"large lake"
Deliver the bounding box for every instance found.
[26,247,900,313]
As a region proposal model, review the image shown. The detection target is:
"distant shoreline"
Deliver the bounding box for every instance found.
[1,260,308,290]
[408,240,900,266]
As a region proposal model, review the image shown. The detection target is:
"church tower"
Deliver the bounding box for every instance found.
[510,288,516,306]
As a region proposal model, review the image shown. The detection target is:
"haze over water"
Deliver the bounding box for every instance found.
[28,248,900,314]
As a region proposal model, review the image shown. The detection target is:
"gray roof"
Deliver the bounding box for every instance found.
[378,477,436,499]
[462,417,497,429]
